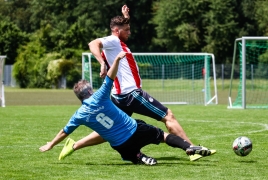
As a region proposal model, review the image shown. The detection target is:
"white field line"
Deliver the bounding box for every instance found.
[0,144,64,149]
[185,119,268,140]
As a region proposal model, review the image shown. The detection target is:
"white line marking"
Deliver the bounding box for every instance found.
[185,119,268,140]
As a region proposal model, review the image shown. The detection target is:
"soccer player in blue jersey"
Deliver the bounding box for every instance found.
[39,51,215,165]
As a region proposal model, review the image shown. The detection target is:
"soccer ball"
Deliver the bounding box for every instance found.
[232,136,252,156]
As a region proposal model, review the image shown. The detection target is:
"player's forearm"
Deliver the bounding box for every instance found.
[88,39,105,66]
[107,57,120,80]
[50,129,69,147]
[39,129,69,152]
[107,51,126,80]
[123,13,130,19]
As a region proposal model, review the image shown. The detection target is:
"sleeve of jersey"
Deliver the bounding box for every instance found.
[63,114,80,134]
[99,36,117,49]
[94,76,114,100]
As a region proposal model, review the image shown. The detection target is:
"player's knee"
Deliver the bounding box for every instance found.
[163,109,176,122]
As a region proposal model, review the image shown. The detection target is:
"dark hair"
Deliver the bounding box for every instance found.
[73,80,93,101]
[110,16,130,29]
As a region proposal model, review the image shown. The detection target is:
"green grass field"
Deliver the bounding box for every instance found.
[1,88,268,180]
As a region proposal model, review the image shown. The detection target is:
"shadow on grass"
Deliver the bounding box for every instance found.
[81,156,218,166]
[153,156,181,161]
[54,162,73,165]
[237,160,257,163]
[82,162,218,166]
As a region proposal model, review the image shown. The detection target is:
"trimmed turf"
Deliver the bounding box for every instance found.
[1,89,268,179]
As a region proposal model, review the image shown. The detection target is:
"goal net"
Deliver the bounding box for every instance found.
[228,37,268,109]
[0,56,6,107]
[82,53,218,105]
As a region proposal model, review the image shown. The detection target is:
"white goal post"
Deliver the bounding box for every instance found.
[0,56,6,107]
[228,36,268,109]
[82,52,218,105]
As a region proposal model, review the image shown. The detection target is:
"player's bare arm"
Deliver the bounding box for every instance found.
[122,5,130,19]
[39,129,68,152]
[88,39,107,78]
[107,51,126,80]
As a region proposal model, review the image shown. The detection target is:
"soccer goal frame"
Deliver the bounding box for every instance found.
[0,55,6,107]
[228,36,268,109]
[82,52,218,105]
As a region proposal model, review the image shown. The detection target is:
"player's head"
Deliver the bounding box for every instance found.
[110,16,131,42]
[73,80,93,102]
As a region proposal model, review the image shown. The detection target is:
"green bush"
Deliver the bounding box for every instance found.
[13,34,46,88]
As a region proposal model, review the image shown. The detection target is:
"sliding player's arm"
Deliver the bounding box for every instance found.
[39,129,68,152]
[107,51,127,80]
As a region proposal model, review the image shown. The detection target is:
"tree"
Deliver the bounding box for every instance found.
[123,0,156,52]
[13,33,46,88]
[0,0,32,33]
[151,0,240,63]
[152,0,208,52]
[235,0,258,37]
[202,0,238,63]
[0,18,28,64]
[255,0,268,35]
[29,0,78,31]
[29,0,156,54]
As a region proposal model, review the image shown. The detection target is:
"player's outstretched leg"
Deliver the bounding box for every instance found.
[165,133,216,161]
[59,138,75,160]
[136,152,157,166]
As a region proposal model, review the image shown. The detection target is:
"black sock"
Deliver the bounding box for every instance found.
[165,134,191,151]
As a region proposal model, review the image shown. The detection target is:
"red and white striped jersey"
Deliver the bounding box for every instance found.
[99,35,142,95]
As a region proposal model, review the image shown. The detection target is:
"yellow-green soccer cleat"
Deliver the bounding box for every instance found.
[210,149,216,155]
[187,146,216,161]
[189,154,203,161]
[58,138,75,160]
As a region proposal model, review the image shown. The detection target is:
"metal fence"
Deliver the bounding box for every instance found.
[3,65,66,88]
[2,64,260,88]
[4,65,16,87]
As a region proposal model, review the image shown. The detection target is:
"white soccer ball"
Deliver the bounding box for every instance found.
[232,136,252,156]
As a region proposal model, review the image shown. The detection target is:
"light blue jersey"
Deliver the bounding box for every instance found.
[63,76,137,146]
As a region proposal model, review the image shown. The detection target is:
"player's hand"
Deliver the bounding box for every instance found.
[39,142,53,152]
[122,5,129,18]
[117,51,127,61]
[100,64,107,78]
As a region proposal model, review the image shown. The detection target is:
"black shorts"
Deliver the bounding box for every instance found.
[111,119,164,164]
[111,89,168,121]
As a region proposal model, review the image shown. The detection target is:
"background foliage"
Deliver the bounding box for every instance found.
[1,0,268,88]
